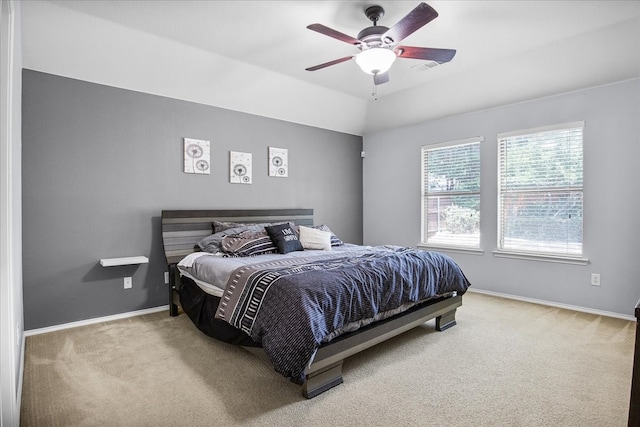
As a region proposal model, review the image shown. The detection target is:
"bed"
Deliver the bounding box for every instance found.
[161,208,470,398]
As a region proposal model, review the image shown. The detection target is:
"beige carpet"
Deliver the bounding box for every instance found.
[20,292,635,427]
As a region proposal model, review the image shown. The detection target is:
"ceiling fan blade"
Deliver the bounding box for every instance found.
[307,23,361,46]
[373,72,390,85]
[305,56,354,71]
[382,3,439,45]
[395,46,456,63]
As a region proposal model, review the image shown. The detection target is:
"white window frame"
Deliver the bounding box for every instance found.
[419,136,483,254]
[494,121,588,265]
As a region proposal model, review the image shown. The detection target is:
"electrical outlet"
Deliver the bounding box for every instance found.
[124,277,132,289]
[590,273,601,286]
[164,271,169,284]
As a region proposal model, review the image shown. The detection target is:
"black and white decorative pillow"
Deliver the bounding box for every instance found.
[265,223,304,254]
[220,230,277,257]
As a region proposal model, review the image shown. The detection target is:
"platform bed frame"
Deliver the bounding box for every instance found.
[161,208,462,398]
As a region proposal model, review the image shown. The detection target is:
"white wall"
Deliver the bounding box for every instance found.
[20,0,367,136]
[363,79,640,317]
[0,0,23,425]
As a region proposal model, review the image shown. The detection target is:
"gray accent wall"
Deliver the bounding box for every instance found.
[363,78,640,317]
[22,69,363,330]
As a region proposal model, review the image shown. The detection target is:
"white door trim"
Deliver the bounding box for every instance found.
[1,1,21,425]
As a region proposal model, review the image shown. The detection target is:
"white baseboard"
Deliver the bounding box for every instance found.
[467,288,635,322]
[24,305,170,336]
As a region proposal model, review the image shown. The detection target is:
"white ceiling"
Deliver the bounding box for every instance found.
[20,1,640,136]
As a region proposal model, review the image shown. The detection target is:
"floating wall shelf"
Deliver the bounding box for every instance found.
[99,256,149,267]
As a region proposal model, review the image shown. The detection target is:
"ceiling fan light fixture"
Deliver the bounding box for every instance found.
[306,2,454,87]
[355,47,396,75]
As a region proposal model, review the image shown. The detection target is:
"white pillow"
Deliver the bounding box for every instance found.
[298,225,332,250]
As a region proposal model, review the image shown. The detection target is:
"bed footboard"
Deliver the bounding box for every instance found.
[245,294,462,398]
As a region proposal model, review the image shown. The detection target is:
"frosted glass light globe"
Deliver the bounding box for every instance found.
[355,48,397,75]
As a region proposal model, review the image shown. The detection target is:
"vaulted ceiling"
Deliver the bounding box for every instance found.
[20,1,640,135]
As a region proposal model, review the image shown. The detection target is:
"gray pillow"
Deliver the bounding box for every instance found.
[198,223,270,253]
[213,221,251,233]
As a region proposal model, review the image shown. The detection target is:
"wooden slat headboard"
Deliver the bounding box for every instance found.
[161,208,314,265]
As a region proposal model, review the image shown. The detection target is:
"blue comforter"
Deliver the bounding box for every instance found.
[215,246,471,384]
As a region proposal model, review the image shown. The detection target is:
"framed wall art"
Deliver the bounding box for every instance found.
[268,147,288,177]
[183,138,210,174]
[230,151,252,184]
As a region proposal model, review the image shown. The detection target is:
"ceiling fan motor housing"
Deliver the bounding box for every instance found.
[357,25,391,48]
[359,5,394,49]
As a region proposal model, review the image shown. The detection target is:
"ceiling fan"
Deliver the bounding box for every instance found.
[305,2,456,86]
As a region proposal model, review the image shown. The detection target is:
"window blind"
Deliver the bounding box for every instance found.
[497,122,584,256]
[421,138,481,248]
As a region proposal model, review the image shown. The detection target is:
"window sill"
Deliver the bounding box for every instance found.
[417,245,484,256]
[492,250,589,265]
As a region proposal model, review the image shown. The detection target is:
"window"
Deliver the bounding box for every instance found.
[421,137,482,249]
[497,121,584,258]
